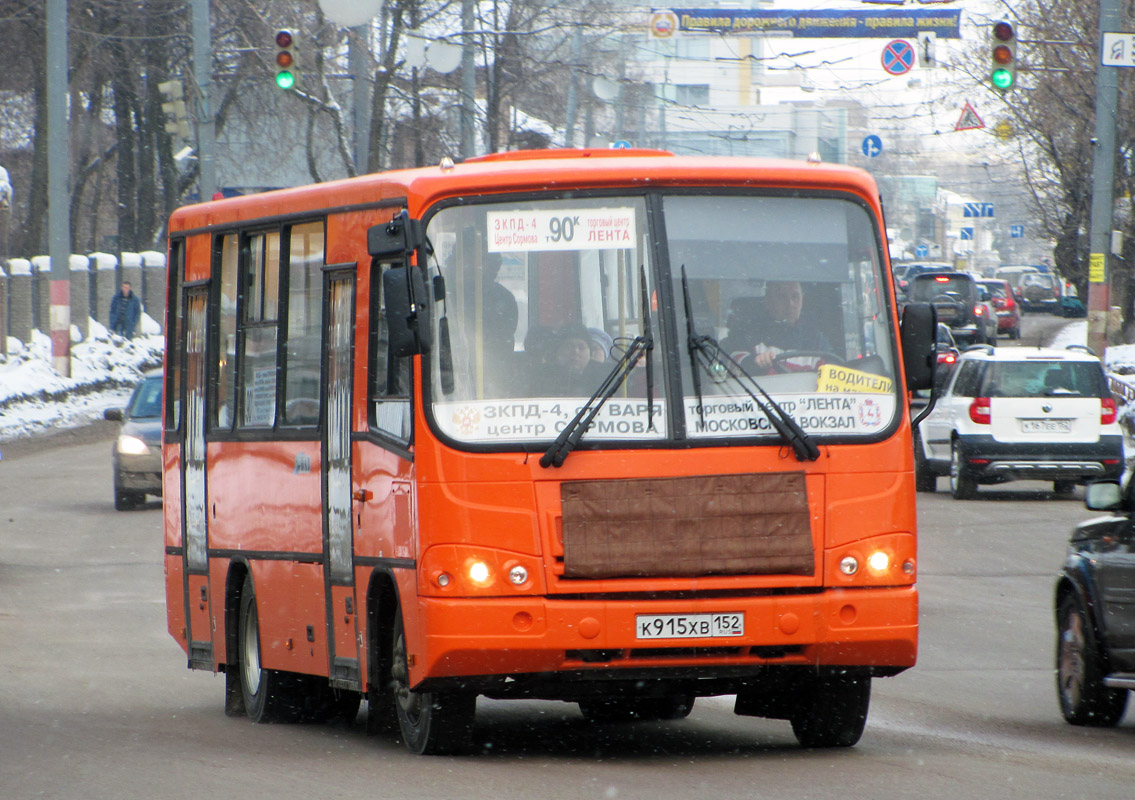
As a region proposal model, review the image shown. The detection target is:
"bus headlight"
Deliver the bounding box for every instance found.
[866,551,890,574]
[468,560,491,586]
[828,533,915,585]
[420,545,544,596]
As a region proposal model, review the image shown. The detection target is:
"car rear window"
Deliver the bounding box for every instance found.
[980,282,1006,299]
[978,361,1106,398]
[909,275,971,302]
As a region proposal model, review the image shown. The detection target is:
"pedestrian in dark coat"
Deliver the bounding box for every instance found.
[109,281,142,339]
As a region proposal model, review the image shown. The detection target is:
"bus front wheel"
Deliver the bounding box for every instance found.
[391,612,475,754]
[790,674,870,748]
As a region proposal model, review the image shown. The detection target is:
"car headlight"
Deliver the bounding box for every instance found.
[116,435,150,456]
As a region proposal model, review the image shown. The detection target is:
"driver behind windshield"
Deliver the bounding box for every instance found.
[721,281,831,370]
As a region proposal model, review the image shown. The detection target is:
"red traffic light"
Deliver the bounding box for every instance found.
[275,30,294,48]
[992,21,1014,42]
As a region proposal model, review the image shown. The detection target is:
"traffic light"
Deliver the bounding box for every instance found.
[158,79,191,140]
[990,20,1016,92]
[274,30,297,90]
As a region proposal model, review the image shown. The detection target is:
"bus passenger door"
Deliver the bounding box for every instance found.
[182,288,213,669]
[324,271,361,689]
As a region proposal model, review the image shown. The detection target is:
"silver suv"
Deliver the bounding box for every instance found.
[914,345,1123,498]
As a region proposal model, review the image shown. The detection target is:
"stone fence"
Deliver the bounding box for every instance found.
[0,251,166,355]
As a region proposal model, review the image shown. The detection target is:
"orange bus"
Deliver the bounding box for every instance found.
[162,149,936,754]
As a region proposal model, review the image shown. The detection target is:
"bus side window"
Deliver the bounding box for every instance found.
[214,233,239,430]
[281,222,324,427]
[370,260,412,441]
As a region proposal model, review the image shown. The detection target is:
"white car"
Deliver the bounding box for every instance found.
[914,345,1123,498]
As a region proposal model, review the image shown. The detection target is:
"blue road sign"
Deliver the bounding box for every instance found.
[881,39,916,76]
[963,202,995,218]
[611,140,632,149]
[1010,224,1024,238]
[861,135,883,158]
[960,227,974,240]
[915,244,929,258]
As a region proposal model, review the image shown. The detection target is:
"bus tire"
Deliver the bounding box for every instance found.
[1056,593,1127,726]
[238,574,302,723]
[912,429,936,493]
[391,613,475,754]
[579,694,695,722]
[790,674,870,748]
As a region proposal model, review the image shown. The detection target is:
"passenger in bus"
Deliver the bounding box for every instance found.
[587,327,613,364]
[721,280,831,371]
[526,325,606,396]
[481,254,518,361]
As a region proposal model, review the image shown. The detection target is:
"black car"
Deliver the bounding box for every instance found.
[905,271,997,345]
[104,369,163,510]
[1055,479,1135,726]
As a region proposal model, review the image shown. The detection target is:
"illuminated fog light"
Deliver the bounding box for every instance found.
[867,551,890,573]
[839,556,859,575]
[436,572,451,588]
[902,559,915,576]
[508,565,528,585]
[468,561,491,584]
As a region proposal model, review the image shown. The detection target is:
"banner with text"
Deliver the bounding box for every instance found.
[652,8,962,39]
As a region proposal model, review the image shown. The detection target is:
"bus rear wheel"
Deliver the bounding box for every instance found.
[238,574,303,723]
[790,674,870,748]
[391,613,475,754]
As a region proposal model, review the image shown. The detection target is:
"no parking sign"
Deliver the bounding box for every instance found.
[881,39,915,76]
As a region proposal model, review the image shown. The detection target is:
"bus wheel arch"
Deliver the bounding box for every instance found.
[223,561,252,717]
[364,570,400,735]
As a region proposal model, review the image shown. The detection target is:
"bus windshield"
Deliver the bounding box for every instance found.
[425,191,898,446]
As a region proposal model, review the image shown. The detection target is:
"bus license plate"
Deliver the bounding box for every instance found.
[636,613,745,640]
[1020,418,1071,433]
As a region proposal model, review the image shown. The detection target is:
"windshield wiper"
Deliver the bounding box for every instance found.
[680,268,819,462]
[540,266,655,468]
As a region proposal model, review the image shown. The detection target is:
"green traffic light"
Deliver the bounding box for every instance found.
[275,70,295,90]
[992,68,1014,90]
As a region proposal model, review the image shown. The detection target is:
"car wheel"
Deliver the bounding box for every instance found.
[950,440,977,499]
[238,574,304,723]
[1054,480,1077,496]
[913,429,936,493]
[790,674,870,748]
[1056,593,1127,726]
[392,612,475,754]
[114,487,144,510]
[579,694,695,722]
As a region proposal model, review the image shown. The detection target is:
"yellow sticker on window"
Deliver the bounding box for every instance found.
[816,364,894,394]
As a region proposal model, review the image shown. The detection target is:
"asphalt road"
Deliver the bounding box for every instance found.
[4,312,1133,800]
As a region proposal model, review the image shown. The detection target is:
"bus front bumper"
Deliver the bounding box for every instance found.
[409,586,917,695]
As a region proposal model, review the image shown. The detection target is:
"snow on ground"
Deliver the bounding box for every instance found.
[0,314,163,445]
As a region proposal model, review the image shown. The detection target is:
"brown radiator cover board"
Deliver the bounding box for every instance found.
[560,472,814,579]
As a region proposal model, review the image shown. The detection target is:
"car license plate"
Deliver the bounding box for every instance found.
[1020,418,1071,433]
[636,613,744,639]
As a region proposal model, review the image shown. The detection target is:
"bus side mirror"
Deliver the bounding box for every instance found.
[901,302,936,392]
[383,265,431,356]
[368,210,422,258]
